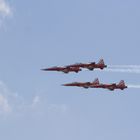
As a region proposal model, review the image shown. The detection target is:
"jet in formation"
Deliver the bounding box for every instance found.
[63,78,127,91]
[92,79,128,90]
[62,78,99,89]
[41,59,107,73]
[66,59,107,70]
[41,66,82,73]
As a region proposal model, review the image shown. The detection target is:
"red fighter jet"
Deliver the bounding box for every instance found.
[63,78,100,89]
[90,79,127,91]
[66,59,107,70]
[115,80,128,90]
[41,66,82,73]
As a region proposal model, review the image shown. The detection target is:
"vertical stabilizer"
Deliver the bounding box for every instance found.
[98,59,104,65]
[93,78,99,85]
[118,80,125,86]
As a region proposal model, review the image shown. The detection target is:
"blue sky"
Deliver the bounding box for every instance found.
[0,0,140,140]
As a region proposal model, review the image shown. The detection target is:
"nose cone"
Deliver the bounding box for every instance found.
[62,84,66,86]
[62,83,69,86]
[41,68,48,71]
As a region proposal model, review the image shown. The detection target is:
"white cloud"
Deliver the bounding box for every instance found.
[48,104,67,113]
[0,81,12,114]
[0,94,11,113]
[0,80,67,117]
[0,0,12,17]
[32,95,40,106]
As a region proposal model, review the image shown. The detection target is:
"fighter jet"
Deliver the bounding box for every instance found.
[41,66,82,73]
[93,59,107,70]
[63,78,100,89]
[63,78,127,91]
[90,79,127,91]
[66,59,107,70]
[115,80,128,90]
[66,62,95,70]
[63,82,91,89]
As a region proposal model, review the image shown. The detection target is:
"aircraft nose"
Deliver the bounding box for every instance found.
[41,68,46,71]
[62,84,68,86]
[62,84,66,86]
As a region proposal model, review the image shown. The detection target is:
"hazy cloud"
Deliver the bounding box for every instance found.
[48,104,67,113]
[32,95,40,106]
[0,81,12,114]
[0,0,12,17]
[0,94,11,113]
[0,80,67,117]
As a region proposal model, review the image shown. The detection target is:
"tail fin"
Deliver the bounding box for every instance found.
[118,80,125,86]
[93,78,99,85]
[98,59,104,65]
